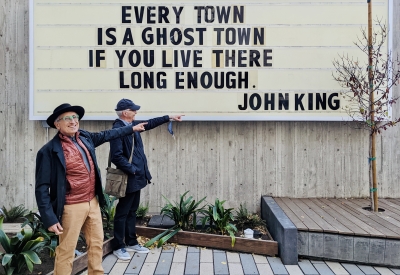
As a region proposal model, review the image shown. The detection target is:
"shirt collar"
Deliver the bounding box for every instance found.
[117,118,131,126]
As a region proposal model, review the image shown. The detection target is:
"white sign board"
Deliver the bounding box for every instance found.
[29,0,392,121]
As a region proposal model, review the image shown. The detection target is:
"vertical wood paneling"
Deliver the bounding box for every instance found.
[0,1,399,214]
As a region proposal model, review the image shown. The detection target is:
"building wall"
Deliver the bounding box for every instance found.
[0,0,399,213]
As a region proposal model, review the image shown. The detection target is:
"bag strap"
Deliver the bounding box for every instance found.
[108,134,135,168]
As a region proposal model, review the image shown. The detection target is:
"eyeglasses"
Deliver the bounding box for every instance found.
[57,114,80,122]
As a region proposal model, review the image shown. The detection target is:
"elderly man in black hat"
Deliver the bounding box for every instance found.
[35,103,146,275]
[110,99,183,260]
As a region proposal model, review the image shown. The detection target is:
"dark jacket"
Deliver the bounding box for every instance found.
[110,116,169,193]
[35,125,134,228]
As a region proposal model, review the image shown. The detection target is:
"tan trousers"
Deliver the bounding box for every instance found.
[54,197,104,275]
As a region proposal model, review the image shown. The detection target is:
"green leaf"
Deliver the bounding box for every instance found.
[0,228,11,253]
[157,227,181,248]
[5,266,15,275]
[22,253,34,272]
[0,216,4,230]
[228,230,236,247]
[2,253,13,266]
[144,226,178,247]
[21,228,33,244]
[21,250,42,264]
[22,237,45,252]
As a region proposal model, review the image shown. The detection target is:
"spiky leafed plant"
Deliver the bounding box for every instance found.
[144,191,207,248]
[1,205,29,223]
[201,198,237,247]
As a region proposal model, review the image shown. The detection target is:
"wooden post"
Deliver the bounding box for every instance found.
[368,0,378,212]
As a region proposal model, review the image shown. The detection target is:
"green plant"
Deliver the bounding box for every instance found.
[21,212,58,257]
[0,216,46,275]
[136,202,149,219]
[1,205,29,223]
[234,203,266,231]
[100,191,117,232]
[145,191,207,248]
[202,199,237,247]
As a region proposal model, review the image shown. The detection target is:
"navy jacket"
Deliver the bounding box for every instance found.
[110,116,170,193]
[35,126,134,228]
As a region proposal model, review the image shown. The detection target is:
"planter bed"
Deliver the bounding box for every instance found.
[136,226,278,256]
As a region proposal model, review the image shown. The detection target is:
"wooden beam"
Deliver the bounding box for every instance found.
[136,226,278,256]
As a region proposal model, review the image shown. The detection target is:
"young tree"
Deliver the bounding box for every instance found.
[332,20,400,212]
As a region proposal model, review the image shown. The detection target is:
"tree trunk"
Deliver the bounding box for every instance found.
[368,0,378,212]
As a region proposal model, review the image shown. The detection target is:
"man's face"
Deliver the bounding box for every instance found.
[55,111,79,137]
[124,109,137,122]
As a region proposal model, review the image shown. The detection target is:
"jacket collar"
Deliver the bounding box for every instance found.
[50,133,66,168]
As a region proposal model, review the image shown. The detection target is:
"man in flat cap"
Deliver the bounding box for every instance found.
[35,103,146,274]
[110,99,183,260]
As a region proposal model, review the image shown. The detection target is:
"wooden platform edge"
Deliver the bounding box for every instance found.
[136,226,278,256]
[46,237,114,275]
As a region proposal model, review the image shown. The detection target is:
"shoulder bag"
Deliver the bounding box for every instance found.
[105,142,134,198]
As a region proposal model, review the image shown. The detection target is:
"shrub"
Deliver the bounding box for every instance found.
[1,205,29,223]
[21,212,58,257]
[0,216,47,275]
[145,191,207,248]
[100,191,117,233]
[202,199,237,247]
[136,202,149,219]
[234,203,266,231]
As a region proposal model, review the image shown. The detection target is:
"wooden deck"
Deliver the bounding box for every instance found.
[274,198,400,239]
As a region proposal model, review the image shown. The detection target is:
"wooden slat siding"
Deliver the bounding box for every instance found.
[280,198,322,231]
[324,199,392,238]
[274,198,308,231]
[292,199,338,233]
[311,199,369,236]
[300,199,353,235]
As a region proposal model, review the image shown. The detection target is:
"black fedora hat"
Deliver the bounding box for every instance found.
[46,103,85,128]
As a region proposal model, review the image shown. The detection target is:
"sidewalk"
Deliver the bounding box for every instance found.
[78,245,400,275]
